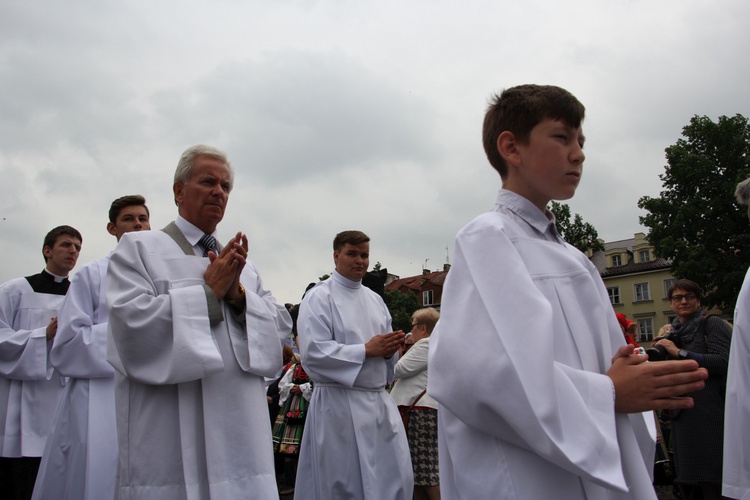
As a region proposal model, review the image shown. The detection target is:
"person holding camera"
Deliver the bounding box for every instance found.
[652,279,732,500]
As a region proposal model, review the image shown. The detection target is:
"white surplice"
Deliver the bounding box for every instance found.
[724,267,750,500]
[0,273,67,457]
[32,257,116,500]
[428,190,656,500]
[106,219,291,500]
[295,270,413,500]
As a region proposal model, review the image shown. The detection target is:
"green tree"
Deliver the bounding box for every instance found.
[384,289,420,333]
[549,202,604,253]
[638,114,750,312]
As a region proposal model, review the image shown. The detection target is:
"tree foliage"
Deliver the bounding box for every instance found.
[384,289,420,333]
[549,202,605,253]
[638,114,750,312]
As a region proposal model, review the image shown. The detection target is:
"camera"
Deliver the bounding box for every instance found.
[645,333,681,361]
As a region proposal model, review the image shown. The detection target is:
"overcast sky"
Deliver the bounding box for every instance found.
[2,0,749,304]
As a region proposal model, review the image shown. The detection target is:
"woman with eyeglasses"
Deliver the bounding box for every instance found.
[389,307,441,500]
[652,279,732,500]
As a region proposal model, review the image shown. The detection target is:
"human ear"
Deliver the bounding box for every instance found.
[173,182,185,206]
[107,222,117,237]
[497,131,521,167]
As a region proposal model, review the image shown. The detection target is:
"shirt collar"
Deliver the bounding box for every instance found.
[332,270,362,289]
[175,215,217,247]
[494,190,563,242]
[42,268,69,283]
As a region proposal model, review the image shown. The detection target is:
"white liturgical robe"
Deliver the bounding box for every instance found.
[0,271,68,457]
[33,257,116,500]
[723,267,750,500]
[428,190,657,500]
[106,220,291,500]
[295,270,413,500]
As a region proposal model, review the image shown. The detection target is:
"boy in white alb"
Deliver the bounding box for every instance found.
[32,195,150,500]
[428,84,709,500]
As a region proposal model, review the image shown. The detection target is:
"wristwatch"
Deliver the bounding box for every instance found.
[678,349,689,359]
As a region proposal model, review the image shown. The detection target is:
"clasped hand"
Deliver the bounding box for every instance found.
[365,330,406,358]
[607,344,707,413]
[204,232,248,300]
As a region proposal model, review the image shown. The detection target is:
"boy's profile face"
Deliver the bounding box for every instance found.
[500,118,585,211]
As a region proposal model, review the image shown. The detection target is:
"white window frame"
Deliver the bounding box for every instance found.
[634,282,651,301]
[639,250,650,262]
[607,286,621,305]
[663,278,677,298]
[422,290,433,306]
[637,318,654,341]
[611,254,622,267]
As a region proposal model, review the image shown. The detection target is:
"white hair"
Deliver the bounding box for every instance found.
[173,144,234,188]
[736,177,750,206]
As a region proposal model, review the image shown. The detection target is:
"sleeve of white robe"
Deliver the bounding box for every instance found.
[428,218,626,489]
[0,279,51,380]
[51,260,113,378]
[106,233,225,385]
[723,270,750,500]
[235,263,291,378]
[297,286,367,388]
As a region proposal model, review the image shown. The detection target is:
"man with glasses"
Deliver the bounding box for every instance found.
[653,279,732,500]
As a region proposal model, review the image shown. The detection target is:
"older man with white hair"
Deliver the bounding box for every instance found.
[106,145,292,500]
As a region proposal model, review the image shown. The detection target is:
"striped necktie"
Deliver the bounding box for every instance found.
[198,233,218,257]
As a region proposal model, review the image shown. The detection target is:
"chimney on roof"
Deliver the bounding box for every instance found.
[423,269,431,275]
[443,263,451,272]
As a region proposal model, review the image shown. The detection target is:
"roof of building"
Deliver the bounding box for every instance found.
[385,269,448,292]
[590,237,671,277]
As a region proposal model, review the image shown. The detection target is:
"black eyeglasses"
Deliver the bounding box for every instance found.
[670,294,697,303]
[411,323,421,328]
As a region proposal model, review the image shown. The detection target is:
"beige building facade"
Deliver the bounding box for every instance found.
[590,232,678,342]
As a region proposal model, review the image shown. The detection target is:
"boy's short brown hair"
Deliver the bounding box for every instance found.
[482,84,585,179]
[109,195,149,224]
[333,230,370,251]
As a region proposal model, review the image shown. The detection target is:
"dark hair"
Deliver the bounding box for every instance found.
[667,279,702,301]
[109,195,149,223]
[333,230,370,251]
[42,225,82,262]
[482,84,585,178]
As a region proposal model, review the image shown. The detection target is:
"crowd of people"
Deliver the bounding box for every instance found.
[1,84,750,500]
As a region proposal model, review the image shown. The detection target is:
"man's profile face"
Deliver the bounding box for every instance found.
[107,205,151,241]
[174,155,231,234]
[44,235,82,276]
[334,242,369,282]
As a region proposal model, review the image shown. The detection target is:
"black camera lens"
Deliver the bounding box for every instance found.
[646,345,668,361]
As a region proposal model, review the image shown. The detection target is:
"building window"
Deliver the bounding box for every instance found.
[637,318,654,341]
[423,290,433,306]
[663,278,677,298]
[607,286,621,305]
[639,250,650,262]
[611,254,622,267]
[634,283,651,301]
